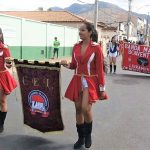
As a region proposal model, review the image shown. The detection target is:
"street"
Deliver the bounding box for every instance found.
[0,57,150,150]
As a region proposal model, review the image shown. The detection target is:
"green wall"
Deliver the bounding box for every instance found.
[0,13,79,60]
[9,46,21,59]
[9,46,73,60]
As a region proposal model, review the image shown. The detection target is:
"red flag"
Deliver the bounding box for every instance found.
[122,43,150,74]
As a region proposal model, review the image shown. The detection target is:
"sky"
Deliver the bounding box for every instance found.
[0,0,149,14]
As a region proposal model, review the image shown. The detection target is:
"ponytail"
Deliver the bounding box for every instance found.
[0,28,4,43]
[1,34,4,44]
[83,22,98,43]
[91,29,98,42]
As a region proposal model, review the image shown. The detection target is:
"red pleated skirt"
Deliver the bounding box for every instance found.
[0,70,17,95]
[65,75,108,103]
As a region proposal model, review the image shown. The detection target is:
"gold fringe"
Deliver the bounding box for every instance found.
[15,64,60,71]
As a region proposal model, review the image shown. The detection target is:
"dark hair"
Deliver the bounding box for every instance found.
[111,35,118,47]
[123,38,128,42]
[84,22,98,42]
[0,28,4,43]
[111,35,117,42]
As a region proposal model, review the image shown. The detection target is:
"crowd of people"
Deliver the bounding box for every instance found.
[121,38,150,46]
[99,36,150,74]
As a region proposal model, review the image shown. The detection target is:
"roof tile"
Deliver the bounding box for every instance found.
[0,11,86,22]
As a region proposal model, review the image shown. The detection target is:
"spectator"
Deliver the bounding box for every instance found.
[52,37,60,59]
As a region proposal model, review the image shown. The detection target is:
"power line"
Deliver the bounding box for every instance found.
[76,0,86,4]
[76,0,94,5]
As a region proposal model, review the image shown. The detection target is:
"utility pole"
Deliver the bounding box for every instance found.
[146,12,150,43]
[127,0,132,40]
[94,0,98,30]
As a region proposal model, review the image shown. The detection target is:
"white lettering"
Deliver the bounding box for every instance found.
[128,64,150,73]
[32,101,46,111]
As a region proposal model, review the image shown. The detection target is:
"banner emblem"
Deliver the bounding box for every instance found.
[28,90,49,117]
[137,57,149,66]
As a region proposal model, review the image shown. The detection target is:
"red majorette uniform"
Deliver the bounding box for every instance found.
[0,42,17,95]
[65,41,108,103]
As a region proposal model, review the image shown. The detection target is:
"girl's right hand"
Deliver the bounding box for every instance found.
[60,60,70,68]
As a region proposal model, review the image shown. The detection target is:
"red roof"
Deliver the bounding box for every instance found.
[0,11,87,22]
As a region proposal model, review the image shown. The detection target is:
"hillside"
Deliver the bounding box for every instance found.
[51,1,147,25]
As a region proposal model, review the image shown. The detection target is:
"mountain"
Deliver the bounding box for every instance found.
[65,3,92,14]
[132,12,147,20]
[51,7,63,11]
[51,1,123,14]
[51,1,147,24]
[52,1,126,14]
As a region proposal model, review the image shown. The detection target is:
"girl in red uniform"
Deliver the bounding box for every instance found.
[0,28,17,133]
[61,22,108,149]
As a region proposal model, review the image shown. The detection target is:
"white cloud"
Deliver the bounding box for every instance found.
[0,0,149,14]
[0,0,53,10]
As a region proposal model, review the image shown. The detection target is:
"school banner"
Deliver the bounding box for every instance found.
[122,43,150,74]
[14,60,64,132]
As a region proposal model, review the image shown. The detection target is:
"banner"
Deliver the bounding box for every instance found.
[15,60,64,133]
[122,43,150,74]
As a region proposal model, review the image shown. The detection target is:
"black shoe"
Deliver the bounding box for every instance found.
[85,134,92,148]
[73,138,84,149]
[110,65,112,74]
[74,123,85,149]
[0,112,7,133]
[84,122,92,148]
[114,65,116,73]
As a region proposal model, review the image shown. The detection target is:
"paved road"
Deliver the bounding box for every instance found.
[0,57,150,150]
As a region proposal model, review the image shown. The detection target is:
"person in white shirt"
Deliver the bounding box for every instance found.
[107,35,119,74]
